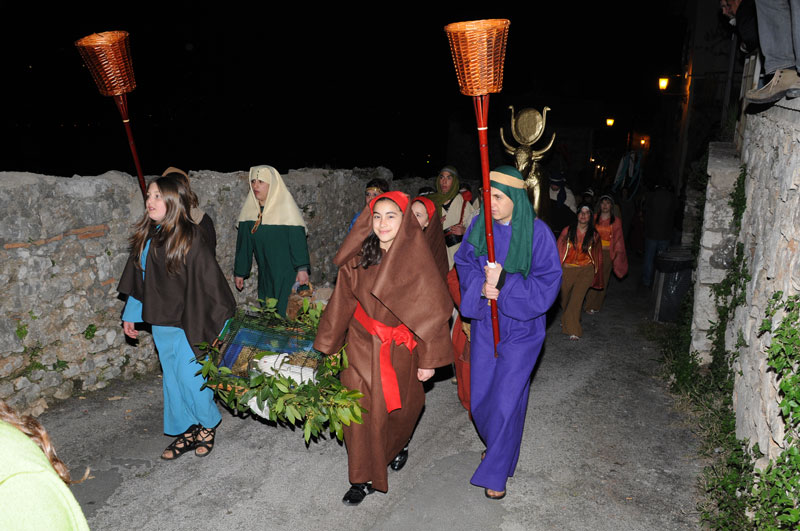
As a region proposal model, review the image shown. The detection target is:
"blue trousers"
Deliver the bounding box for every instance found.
[642,238,670,287]
[756,0,800,73]
[152,326,221,436]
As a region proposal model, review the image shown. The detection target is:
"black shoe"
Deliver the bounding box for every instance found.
[342,483,375,506]
[389,446,408,471]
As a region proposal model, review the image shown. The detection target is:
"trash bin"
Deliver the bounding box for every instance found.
[653,247,694,323]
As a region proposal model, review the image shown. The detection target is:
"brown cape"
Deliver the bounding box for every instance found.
[313,202,453,492]
[118,225,236,358]
[196,213,217,254]
[422,207,450,281]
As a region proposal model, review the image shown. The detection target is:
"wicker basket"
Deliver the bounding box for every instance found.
[75,31,136,96]
[286,281,314,321]
[444,19,510,96]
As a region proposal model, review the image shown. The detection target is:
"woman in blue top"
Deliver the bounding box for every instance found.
[118,175,235,460]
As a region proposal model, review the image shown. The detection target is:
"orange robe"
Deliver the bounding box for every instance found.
[557,227,604,289]
[447,267,471,412]
[594,216,628,278]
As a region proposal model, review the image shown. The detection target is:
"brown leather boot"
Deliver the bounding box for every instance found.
[746,69,800,104]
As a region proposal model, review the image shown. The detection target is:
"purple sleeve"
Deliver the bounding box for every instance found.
[453,219,489,321]
[497,219,562,321]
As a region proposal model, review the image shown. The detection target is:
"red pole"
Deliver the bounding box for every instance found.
[473,94,501,356]
[113,94,146,201]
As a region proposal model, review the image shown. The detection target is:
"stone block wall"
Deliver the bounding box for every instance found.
[0,167,434,416]
[690,143,741,362]
[697,98,800,463]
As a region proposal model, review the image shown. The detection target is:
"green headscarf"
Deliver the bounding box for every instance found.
[427,165,461,216]
[467,165,535,278]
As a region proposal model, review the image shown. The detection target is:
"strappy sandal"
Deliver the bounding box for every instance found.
[485,488,506,500]
[194,426,216,457]
[161,425,198,460]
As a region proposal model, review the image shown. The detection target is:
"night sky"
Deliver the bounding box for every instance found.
[1,3,686,180]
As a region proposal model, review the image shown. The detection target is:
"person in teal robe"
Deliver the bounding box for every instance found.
[234,165,310,316]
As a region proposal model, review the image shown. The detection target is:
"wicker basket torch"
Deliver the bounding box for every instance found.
[445,19,510,355]
[75,31,146,199]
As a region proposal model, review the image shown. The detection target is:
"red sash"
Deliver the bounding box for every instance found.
[354,302,417,413]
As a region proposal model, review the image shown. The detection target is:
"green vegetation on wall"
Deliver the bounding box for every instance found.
[652,164,788,528]
[662,162,800,528]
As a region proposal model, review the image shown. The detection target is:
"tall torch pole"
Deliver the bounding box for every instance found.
[75,31,146,200]
[445,19,510,356]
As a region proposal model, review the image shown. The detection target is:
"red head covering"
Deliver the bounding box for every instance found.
[412,196,436,221]
[334,191,410,268]
[369,191,410,214]
[330,189,451,343]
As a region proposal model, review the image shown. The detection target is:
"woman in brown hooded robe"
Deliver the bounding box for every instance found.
[411,195,449,280]
[313,191,453,506]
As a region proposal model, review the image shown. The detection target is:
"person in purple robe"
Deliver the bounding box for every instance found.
[454,165,562,500]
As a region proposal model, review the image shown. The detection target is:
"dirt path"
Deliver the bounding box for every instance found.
[42,257,701,530]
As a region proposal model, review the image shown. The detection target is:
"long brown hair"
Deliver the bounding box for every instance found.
[356,233,384,269]
[166,171,199,209]
[129,176,195,275]
[594,195,616,225]
[568,205,598,254]
[0,400,87,484]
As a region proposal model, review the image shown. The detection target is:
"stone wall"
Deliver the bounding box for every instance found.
[734,98,800,463]
[690,143,740,362]
[0,167,433,416]
[693,98,800,463]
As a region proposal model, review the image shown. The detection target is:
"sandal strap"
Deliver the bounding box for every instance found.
[194,427,216,451]
[168,428,197,449]
[196,427,215,441]
[162,426,199,459]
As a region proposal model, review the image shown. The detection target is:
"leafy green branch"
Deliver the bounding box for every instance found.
[198,296,364,443]
[200,345,364,443]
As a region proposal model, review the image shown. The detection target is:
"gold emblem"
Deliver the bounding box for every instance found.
[500,106,555,215]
